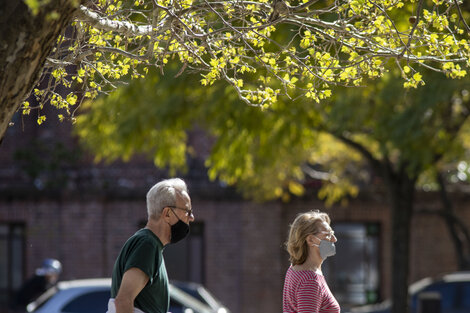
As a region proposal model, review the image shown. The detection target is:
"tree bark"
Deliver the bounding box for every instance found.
[0,0,81,143]
[385,170,416,313]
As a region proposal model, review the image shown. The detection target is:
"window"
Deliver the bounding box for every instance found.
[0,223,25,308]
[323,223,381,307]
[60,290,110,313]
[169,298,187,313]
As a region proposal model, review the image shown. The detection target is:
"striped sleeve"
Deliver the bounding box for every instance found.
[282,267,340,313]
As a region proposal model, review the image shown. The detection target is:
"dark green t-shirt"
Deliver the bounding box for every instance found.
[111,228,169,313]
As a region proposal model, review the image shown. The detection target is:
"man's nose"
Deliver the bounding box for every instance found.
[188,213,195,222]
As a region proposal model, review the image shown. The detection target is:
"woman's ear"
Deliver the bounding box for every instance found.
[306,234,317,246]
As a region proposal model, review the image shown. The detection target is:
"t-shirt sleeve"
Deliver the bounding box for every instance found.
[124,237,159,284]
[297,278,322,313]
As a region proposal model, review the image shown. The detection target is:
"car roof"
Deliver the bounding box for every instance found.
[441,271,470,282]
[56,278,111,289]
[409,271,470,294]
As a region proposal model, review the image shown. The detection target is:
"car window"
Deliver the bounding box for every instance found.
[463,283,470,309]
[411,281,470,312]
[450,282,470,310]
[172,283,206,304]
[170,298,184,313]
[60,290,110,313]
[170,298,204,313]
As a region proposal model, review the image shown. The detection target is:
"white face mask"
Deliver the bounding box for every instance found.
[313,236,336,260]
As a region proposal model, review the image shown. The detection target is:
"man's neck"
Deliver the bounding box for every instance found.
[145,217,169,245]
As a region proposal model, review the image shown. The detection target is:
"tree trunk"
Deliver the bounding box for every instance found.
[436,173,470,270]
[386,171,416,313]
[0,0,81,143]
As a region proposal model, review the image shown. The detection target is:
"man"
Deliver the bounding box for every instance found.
[107,178,194,313]
[12,258,62,312]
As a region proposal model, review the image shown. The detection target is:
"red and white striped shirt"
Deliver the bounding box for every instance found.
[282,266,340,313]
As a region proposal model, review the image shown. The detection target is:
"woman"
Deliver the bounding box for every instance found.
[282,210,340,313]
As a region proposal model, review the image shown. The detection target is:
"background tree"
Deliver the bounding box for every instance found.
[2,1,470,312]
[75,64,470,313]
[2,0,470,141]
[0,0,82,143]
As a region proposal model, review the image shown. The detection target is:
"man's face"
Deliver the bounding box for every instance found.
[171,191,194,224]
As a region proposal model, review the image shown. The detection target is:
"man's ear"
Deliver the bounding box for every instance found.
[162,207,171,220]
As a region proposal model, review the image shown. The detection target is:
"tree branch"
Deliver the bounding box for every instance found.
[76,5,160,37]
[301,164,338,183]
[454,0,470,32]
[330,132,383,174]
[400,0,425,57]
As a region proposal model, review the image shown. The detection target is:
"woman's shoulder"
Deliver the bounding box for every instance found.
[287,266,324,282]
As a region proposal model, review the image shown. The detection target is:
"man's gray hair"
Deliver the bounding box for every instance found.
[146,178,188,218]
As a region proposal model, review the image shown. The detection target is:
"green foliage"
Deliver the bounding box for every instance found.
[25,0,470,124]
[76,56,470,204]
[331,68,470,175]
[25,0,81,17]
[75,66,196,175]
[69,0,470,204]
[75,64,367,203]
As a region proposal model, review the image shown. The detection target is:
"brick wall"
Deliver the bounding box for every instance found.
[195,199,244,313]
[409,193,470,281]
[239,201,283,313]
[2,111,470,313]
[1,190,470,313]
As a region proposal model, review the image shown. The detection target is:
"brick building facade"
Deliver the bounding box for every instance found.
[1,112,469,313]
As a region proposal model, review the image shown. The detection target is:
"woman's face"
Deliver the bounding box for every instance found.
[316,221,337,243]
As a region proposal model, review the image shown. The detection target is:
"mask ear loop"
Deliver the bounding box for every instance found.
[167,207,182,227]
[311,235,322,247]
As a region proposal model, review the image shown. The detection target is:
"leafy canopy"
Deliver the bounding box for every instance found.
[25,0,470,124]
[75,61,470,204]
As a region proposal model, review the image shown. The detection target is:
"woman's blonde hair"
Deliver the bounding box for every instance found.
[285,210,331,265]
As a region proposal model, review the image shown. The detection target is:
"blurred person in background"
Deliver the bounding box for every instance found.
[11,258,62,312]
[282,210,340,313]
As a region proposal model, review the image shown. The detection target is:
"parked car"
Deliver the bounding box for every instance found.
[350,272,470,313]
[26,278,230,313]
[171,280,229,313]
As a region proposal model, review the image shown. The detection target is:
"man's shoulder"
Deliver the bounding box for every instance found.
[128,229,161,248]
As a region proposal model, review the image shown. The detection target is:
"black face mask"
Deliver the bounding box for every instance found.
[170,219,190,244]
